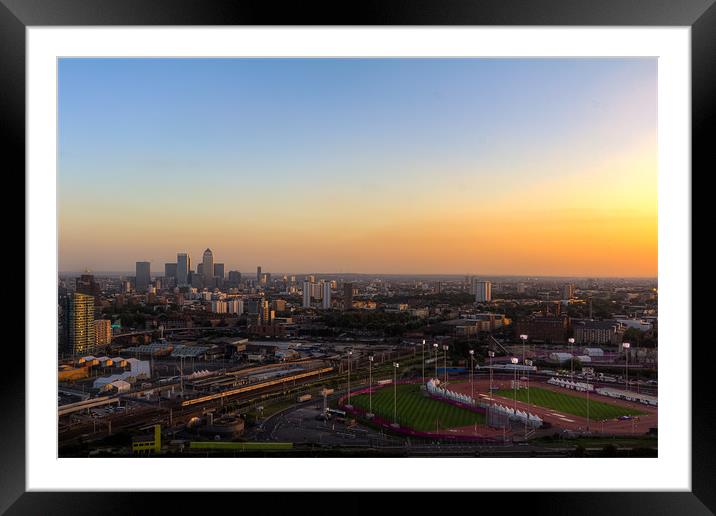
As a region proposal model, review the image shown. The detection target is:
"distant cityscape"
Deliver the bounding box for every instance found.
[58,247,658,458]
[57,57,657,458]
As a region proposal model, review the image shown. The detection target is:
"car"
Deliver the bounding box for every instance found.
[618,415,633,421]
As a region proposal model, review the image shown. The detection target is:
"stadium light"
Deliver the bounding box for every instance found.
[511,357,518,412]
[422,339,426,385]
[367,355,374,418]
[568,338,575,380]
[346,350,353,409]
[442,345,449,384]
[469,349,475,403]
[488,350,495,394]
[623,342,631,392]
[393,362,400,426]
[520,334,528,364]
[433,343,439,380]
[525,359,533,407]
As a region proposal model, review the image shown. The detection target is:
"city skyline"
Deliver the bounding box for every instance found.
[59,58,657,276]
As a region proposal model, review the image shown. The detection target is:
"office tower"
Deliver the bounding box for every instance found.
[135,262,151,292]
[197,263,204,276]
[228,270,241,285]
[177,253,190,285]
[257,266,262,282]
[190,271,202,288]
[303,280,312,308]
[473,280,492,302]
[165,263,178,278]
[343,282,354,310]
[202,248,214,284]
[307,275,316,283]
[67,292,95,356]
[214,263,225,280]
[561,283,574,300]
[94,319,112,347]
[76,273,101,302]
[322,281,332,309]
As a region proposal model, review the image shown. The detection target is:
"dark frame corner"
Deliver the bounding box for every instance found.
[5,0,712,514]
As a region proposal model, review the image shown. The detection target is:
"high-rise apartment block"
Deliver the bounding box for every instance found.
[343,282,354,310]
[473,280,492,302]
[322,281,332,309]
[67,292,95,356]
[94,319,112,347]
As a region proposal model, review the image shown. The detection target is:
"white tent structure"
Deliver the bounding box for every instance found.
[426,379,475,406]
[547,377,594,392]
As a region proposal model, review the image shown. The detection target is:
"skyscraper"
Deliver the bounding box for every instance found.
[213,263,225,279]
[562,283,575,300]
[228,270,242,285]
[257,266,262,282]
[67,292,95,356]
[202,248,214,285]
[303,280,312,308]
[177,253,190,286]
[135,262,151,292]
[322,281,332,309]
[343,282,354,311]
[165,263,178,278]
[473,280,492,302]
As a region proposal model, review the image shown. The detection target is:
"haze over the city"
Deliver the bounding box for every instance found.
[58,58,657,276]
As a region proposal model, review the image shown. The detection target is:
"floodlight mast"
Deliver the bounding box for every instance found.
[469,349,475,402]
[368,355,374,417]
[433,343,439,379]
[623,342,631,392]
[511,357,519,412]
[443,345,449,384]
[393,362,400,425]
[520,334,528,364]
[421,339,426,385]
[346,350,353,408]
[568,338,575,380]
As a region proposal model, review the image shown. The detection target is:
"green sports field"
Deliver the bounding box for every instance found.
[493,386,647,421]
[349,383,485,432]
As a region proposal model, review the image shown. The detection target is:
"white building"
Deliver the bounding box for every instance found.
[303,280,312,308]
[321,282,331,309]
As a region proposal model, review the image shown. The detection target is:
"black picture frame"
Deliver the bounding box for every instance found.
[4,0,711,513]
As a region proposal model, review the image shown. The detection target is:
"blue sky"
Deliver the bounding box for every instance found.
[58,58,657,275]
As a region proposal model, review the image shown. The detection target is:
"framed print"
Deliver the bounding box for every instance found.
[5,0,712,513]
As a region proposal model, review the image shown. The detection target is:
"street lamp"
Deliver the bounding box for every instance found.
[568,337,575,380]
[392,362,400,426]
[367,355,374,418]
[433,343,439,380]
[346,350,353,408]
[442,345,449,384]
[469,349,475,402]
[623,342,631,392]
[520,334,528,364]
[511,357,519,412]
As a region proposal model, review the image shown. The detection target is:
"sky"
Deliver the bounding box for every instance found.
[58,58,657,277]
